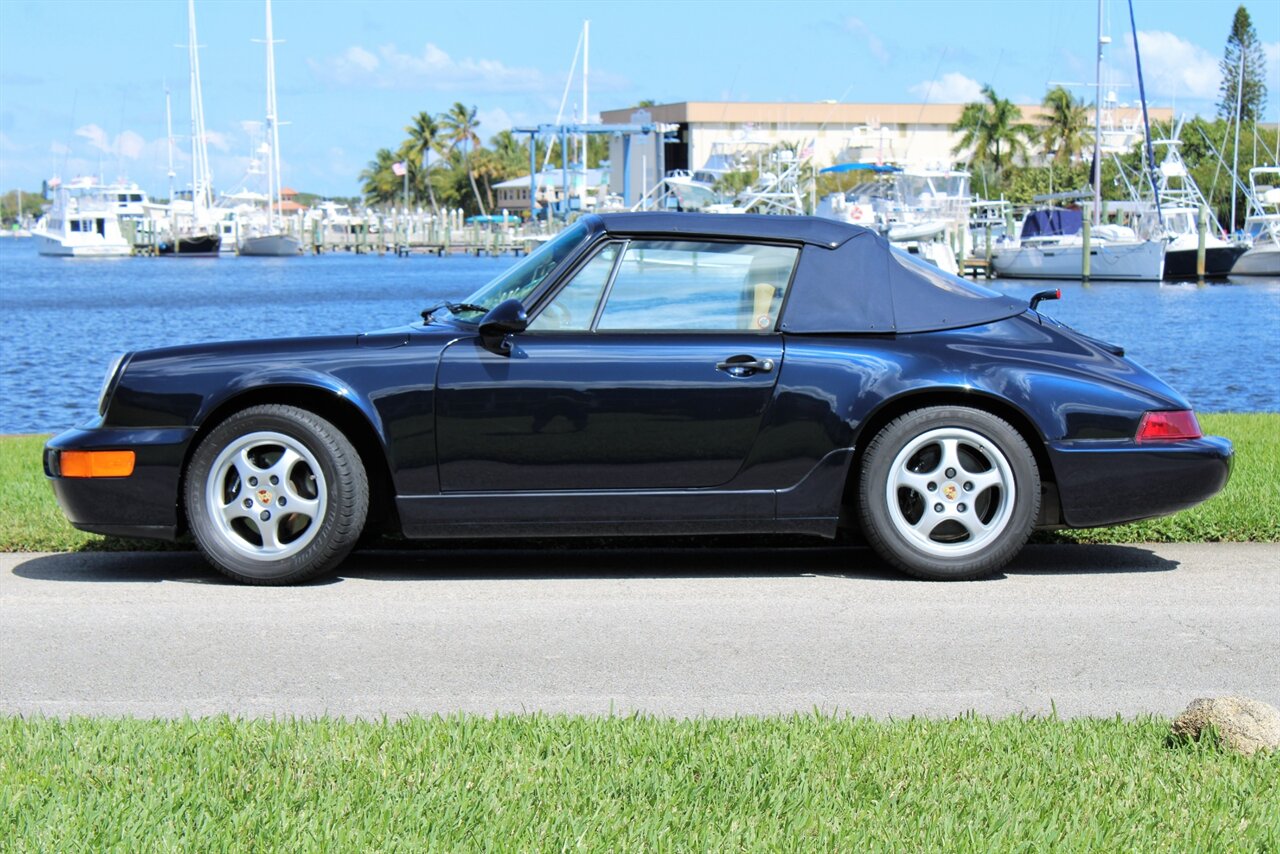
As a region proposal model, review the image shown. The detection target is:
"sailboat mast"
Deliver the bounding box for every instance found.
[1091,0,1104,226]
[187,0,212,226]
[1231,51,1245,234]
[581,19,589,209]
[265,0,282,233]
[165,86,175,206]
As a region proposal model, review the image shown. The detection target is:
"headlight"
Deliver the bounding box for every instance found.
[97,352,129,416]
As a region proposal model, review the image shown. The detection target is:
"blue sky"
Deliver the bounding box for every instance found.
[1,0,1277,197]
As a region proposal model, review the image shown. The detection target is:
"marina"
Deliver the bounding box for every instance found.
[1,236,1276,436]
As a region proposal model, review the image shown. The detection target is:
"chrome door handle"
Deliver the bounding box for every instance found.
[716,357,775,376]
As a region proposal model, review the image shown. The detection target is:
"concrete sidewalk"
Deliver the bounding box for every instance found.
[2,543,1277,718]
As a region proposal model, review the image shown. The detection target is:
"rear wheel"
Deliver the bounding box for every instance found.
[858,406,1039,580]
[185,404,368,585]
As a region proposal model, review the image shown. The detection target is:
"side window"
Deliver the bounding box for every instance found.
[596,241,798,331]
[528,243,618,331]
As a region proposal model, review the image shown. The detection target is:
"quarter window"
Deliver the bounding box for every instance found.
[596,240,797,331]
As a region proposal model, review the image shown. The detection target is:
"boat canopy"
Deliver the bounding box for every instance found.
[820,163,903,174]
[1021,208,1083,239]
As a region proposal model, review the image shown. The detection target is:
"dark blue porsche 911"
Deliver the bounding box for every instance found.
[45,213,1232,584]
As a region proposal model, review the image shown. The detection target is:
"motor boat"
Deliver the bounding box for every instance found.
[32,178,133,257]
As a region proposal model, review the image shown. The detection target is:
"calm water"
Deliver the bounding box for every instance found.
[1,237,1277,433]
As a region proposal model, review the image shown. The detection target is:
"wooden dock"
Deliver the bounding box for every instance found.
[963,258,993,278]
[122,207,561,259]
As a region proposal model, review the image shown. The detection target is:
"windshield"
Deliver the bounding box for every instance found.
[456,222,591,317]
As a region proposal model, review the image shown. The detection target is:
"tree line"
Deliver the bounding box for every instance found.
[360,102,608,217]
[930,4,1273,227]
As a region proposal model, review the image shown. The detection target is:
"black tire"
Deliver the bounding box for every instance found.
[858,406,1039,581]
[185,404,368,585]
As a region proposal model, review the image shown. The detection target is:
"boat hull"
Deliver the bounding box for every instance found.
[239,234,300,257]
[35,234,131,257]
[1229,242,1280,276]
[1163,245,1249,280]
[158,234,221,257]
[992,239,1165,281]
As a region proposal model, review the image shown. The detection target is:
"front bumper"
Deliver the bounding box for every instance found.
[1048,435,1233,528]
[45,424,196,540]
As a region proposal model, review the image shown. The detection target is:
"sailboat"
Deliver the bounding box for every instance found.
[161,0,221,256]
[991,0,1165,281]
[239,0,299,256]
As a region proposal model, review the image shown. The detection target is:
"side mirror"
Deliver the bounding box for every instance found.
[478,298,528,355]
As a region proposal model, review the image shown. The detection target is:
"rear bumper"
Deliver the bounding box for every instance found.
[45,424,195,541]
[1048,435,1233,528]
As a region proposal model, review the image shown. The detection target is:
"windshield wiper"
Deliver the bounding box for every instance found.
[421,302,489,323]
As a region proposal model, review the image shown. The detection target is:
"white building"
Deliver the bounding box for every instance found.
[493,167,610,215]
[600,101,1171,197]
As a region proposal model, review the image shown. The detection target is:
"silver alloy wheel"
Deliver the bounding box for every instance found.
[204,430,327,561]
[884,426,1016,559]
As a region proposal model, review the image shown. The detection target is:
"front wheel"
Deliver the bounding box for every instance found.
[185,404,368,585]
[858,407,1040,580]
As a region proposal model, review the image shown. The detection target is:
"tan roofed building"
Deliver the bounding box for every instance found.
[600,101,1172,194]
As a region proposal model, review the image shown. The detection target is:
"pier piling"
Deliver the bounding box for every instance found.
[1196,204,1208,279]
[1081,202,1092,280]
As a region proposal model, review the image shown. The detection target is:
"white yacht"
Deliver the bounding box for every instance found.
[1121,127,1247,279]
[816,166,971,274]
[991,208,1165,281]
[1233,166,1280,276]
[32,178,133,257]
[239,0,299,257]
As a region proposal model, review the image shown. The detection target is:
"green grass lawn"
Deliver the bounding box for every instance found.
[2,715,1276,851]
[2,412,1276,552]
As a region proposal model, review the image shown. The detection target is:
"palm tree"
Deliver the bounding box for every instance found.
[404,111,443,215]
[440,102,487,216]
[951,85,1036,173]
[359,148,399,206]
[1039,86,1091,165]
[489,129,529,176]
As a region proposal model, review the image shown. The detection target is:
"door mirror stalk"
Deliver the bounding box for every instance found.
[478,299,528,355]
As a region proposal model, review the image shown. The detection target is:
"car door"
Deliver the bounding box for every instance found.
[434,238,799,493]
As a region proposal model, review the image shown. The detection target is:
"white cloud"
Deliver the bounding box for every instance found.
[72,124,149,161]
[74,123,110,152]
[844,17,889,64]
[0,131,25,152]
[1265,42,1279,78]
[477,107,514,136]
[115,130,145,160]
[204,130,231,153]
[341,45,379,75]
[909,72,983,103]
[1123,31,1220,101]
[311,42,545,93]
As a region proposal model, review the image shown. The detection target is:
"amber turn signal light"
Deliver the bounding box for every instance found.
[60,450,136,478]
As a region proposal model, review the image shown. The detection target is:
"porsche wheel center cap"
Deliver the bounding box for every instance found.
[257,488,274,506]
[942,483,959,501]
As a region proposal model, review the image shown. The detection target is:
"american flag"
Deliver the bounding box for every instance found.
[391,161,407,177]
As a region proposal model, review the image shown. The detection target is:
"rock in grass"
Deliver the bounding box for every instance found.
[1171,697,1280,756]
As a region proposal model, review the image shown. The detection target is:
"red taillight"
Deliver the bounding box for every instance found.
[1136,410,1202,443]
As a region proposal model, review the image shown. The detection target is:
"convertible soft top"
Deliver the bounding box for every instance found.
[595,213,1027,335]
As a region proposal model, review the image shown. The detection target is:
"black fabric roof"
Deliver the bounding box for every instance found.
[591,213,1026,335]
[782,230,1027,334]
[596,212,862,248]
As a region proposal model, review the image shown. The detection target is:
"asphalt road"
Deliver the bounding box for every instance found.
[2,543,1277,719]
